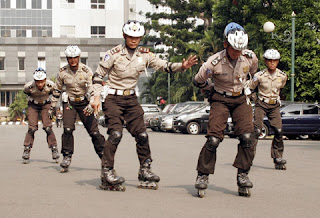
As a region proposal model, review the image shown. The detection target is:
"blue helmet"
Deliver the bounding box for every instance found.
[224,22,248,50]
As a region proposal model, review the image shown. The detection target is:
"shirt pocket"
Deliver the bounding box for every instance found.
[135,63,146,74]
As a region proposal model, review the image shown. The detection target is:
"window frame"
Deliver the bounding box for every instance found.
[18,57,25,71]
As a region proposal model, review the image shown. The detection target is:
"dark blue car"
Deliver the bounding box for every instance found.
[225,103,320,140]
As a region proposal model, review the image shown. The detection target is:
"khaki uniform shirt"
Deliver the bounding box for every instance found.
[194,49,258,94]
[248,68,287,100]
[93,44,184,96]
[24,79,55,104]
[51,63,94,107]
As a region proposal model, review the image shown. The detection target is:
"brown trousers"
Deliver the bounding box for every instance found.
[254,99,284,158]
[101,94,150,168]
[197,93,255,174]
[23,102,57,148]
[61,99,105,157]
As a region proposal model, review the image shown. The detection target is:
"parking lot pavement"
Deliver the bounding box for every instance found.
[1,125,320,218]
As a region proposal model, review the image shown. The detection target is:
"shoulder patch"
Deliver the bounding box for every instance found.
[211,56,221,66]
[60,65,67,72]
[82,65,90,73]
[279,70,286,76]
[138,47,150,53]
[110,47,121,55]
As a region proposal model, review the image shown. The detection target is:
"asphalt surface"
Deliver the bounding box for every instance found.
[0,125,319,218]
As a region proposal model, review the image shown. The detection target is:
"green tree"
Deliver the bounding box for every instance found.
[9,91,28,121]
[144,0,217,103]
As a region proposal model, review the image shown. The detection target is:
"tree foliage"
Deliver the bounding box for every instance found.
[144,0,320,103]
[9,91,28,120]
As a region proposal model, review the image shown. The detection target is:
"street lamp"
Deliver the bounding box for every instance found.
[291,11,296,102]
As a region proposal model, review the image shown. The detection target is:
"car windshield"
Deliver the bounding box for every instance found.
[281,104,302,116]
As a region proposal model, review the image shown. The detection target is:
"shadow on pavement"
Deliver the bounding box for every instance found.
[164,184,237,197]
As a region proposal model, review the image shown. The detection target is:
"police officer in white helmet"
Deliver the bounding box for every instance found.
[50,45,105,173]
[92,20,198,191]
[193,22,259,197]
[248,49,287,170]
[22,67,59,164]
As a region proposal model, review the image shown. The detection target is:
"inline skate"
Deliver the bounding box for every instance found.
[60,156,71,173]
[237,169,253,197]
[274,158,287,170]
[22,146,31,164]
[100,167,126,191]
[195,174,209,198]
[137,160,160,190]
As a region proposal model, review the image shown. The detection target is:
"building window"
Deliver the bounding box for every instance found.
[0,0,10,8]
[16,29,26,37]
[18,57,25,71]
[16,0,26,8]
[47,0,52,9]
[91,0,105,9]
[60,0,75,9]
[32,0,42,9]
[38,57,46,70]
[91,26,105,38]
[0,91,17,107]
[80,57,87,65]
[60,25,75,38]
[0,57,4,70]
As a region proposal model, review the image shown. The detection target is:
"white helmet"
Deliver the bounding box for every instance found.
[224,22,248,51]
[263,49,281,60]
[65,45,81,57]
[33,67,46,80]
[122,20,145,37]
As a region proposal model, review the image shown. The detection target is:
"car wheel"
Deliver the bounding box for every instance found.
[259,124,268,139]
[151,127,159,131]
[187,122,200,135]
[298,135,309,140]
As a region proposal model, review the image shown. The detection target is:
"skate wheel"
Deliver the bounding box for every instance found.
[238,187,251,197]
[198,189,205,198]
[22,160,28,164]
[60,168,68,173]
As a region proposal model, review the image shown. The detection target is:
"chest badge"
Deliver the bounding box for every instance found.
[243,66,250,73]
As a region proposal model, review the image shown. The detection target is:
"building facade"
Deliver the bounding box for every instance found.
[0,0,155,116]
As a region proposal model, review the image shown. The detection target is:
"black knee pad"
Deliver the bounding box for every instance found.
[239,133,254,148]
[108,131,122,145]
[274,128,283,140]
[136,131,149,146]
[43,126,53,135]
[205,136,220,152]
[63,128,74,135]
[28,128,37,137]
[90,131,102,140]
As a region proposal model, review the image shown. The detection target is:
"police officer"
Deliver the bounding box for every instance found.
[50,45,105,173]
[249,49,287,170]
[92,20,198,190]
[193,22,258,197]
[22,68,59,164]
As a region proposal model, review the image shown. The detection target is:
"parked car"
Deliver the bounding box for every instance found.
[141,104,162,128]
[149,104,176,131]
[226,103,320,139]
[159,101,206,132]
[173,105,210,134]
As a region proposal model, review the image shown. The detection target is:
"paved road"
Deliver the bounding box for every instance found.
[0,125,319,218]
